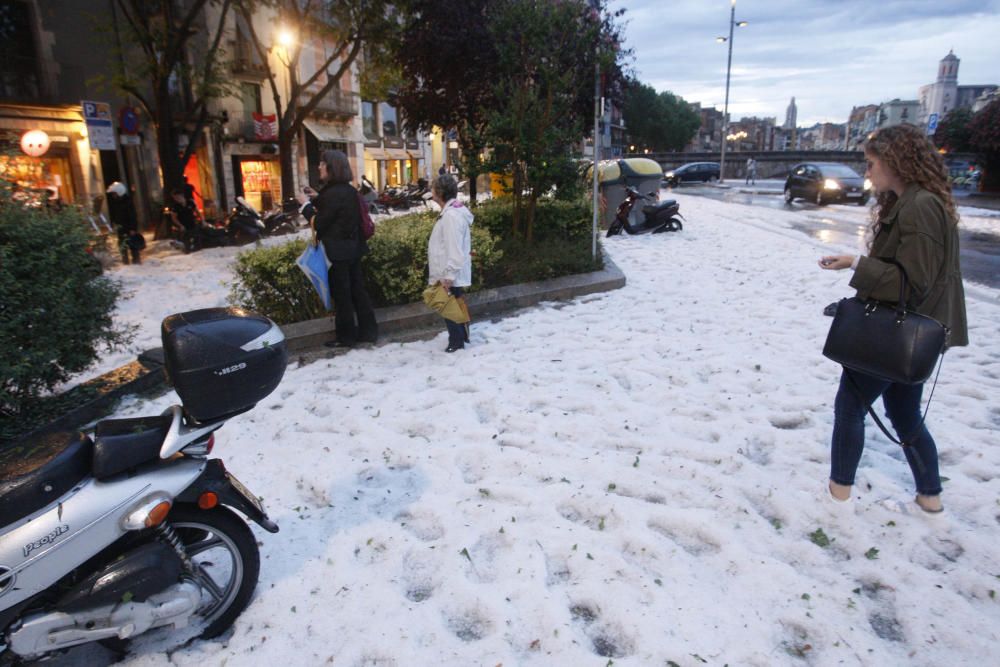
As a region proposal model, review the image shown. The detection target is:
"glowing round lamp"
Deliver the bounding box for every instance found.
[20,129,51,157]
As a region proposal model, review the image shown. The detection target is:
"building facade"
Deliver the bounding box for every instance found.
[918,50,997,128]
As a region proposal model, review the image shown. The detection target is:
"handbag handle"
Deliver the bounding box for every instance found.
[882,257,913,316]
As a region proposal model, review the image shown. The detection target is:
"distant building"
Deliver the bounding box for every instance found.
[799,122,844,151]
[783,97,797,130]
[686,103,724,152]
[918,50,997,127]
[878,99,920,129]
[972,89,1000,113]
[845,105,879,150]
[727,116,777,152]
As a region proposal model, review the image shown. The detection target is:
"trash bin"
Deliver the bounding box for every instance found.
[594,158,662,226]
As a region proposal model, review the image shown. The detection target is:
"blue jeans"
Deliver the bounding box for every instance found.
[444,286,467,348]
[830,369,941,496]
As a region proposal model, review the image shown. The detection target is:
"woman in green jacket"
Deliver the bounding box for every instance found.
[818,124,968,513]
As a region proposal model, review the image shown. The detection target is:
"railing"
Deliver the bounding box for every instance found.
[301,88,359,118]
[226,110,274,142]
[232,39,267,77]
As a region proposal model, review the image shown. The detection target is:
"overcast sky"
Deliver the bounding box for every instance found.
[609,0,1000,127]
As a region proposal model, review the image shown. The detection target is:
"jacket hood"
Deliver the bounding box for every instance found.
[442,199,474,226]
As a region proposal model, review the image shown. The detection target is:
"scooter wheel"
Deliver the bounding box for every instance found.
[670,218,683,231]
[166,505,260,639]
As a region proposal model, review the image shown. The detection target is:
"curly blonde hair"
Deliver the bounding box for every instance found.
[864,124,958,240]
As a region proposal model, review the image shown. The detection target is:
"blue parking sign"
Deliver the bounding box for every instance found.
[926,113,939,135]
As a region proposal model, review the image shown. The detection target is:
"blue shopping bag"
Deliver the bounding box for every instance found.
[296,241,333,311]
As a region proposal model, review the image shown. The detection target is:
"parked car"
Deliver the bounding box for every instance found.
[663,162,720,187]
[784,162,871,206]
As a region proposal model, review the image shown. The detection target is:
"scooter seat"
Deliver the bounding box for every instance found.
[92,416,172,480]
[0,431,93,528]
[642,199,678,217]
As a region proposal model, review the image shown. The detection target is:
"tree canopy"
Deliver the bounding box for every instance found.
[933,107,973,153]
[621,81,700,152]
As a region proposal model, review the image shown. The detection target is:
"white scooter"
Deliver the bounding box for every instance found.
[0,308,286,662]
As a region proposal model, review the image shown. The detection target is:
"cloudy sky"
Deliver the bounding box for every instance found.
[610,0,1000,127]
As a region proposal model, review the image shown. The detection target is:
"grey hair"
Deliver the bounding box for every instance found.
[432,173,458,202]
[321,149,353,184]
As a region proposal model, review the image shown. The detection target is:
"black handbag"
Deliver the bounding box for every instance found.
[822,260,948,385]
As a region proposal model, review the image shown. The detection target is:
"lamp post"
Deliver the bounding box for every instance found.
[716,0,747,184]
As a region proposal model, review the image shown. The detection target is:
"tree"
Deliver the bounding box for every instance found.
[485,0,626,241]
[621,81,700,152]
[968,99,1000,192]
[235,0,398,200]
[110,0,235,195]
[392,0,498,206]
[933,107,973,153]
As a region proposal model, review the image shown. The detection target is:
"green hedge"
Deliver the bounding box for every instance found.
[229,197,601,324]
[1,194,131,435]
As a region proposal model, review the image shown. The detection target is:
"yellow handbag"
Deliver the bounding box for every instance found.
[422,283,470,324]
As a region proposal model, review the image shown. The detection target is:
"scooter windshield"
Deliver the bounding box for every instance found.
[235,196,259,216]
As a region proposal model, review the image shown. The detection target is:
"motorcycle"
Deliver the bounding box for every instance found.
[606,187,684,237]
[0,307,286,663]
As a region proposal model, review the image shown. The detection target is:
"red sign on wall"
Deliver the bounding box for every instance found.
[252,113,277,141]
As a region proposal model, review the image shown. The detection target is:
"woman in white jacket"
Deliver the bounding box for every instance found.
[428,174,473,352]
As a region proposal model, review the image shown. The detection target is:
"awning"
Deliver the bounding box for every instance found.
[364,147,388,160]
[303,119,345,143]
[407,150,424,160]
[384,148,411,160]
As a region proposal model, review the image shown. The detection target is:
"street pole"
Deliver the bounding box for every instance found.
[719,0,736,184]
[592,61,600,261]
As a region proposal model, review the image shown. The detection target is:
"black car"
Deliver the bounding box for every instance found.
[663,162,720,187]
[784,162,871,206]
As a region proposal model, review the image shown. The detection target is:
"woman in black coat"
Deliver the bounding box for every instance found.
[309,150,378,348]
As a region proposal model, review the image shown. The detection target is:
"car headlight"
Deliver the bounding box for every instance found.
[665,171,675,178]
[863,178,872,191]
[823,179,841,190]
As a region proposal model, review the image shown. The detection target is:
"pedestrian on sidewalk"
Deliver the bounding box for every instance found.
[106,181,143,264]
[307,149,378,349]
[818,124,968,514]
[427,173,473,352]
[745,157,757,185]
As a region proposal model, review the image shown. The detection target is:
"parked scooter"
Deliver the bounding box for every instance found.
[0,308,286,662]
[606,187,684,236]
[226,197,268,244]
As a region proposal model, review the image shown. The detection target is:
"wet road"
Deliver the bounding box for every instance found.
[674,184,1000,289]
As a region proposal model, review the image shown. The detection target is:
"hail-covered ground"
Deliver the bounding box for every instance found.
[64,194,1000,666]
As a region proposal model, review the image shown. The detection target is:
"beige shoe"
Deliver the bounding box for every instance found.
[915,494,944,513]
[828,480,852,503]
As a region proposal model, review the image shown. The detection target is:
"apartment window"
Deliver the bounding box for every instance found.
[240,82,261,115]
[362,101,378,139]
[0,0,40,99]
[379,103,398,137]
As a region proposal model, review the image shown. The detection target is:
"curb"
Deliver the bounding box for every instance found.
[19,254,626,438]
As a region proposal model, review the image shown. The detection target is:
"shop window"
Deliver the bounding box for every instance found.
[237,158,280,212]
[0,152,74,205]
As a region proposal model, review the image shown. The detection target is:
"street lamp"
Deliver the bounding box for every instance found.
[716,0,747,184]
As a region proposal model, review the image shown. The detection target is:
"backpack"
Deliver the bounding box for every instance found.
[356,191,375,240]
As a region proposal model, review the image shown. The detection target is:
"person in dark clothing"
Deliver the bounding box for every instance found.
[168,188,201,253]
[302,150,378,348]
[106,181,143,264]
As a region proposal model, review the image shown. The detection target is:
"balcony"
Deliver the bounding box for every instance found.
[232,39,267,78]
[301,88,359,120]
[226,110,277,142]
